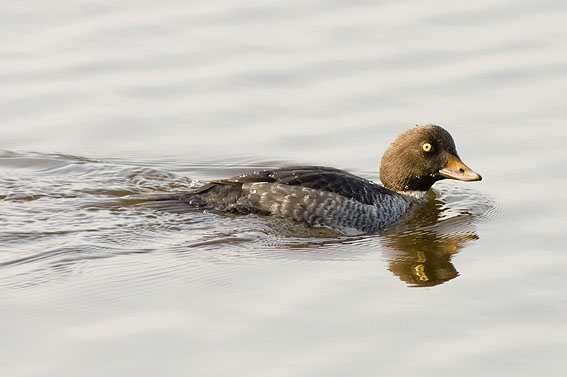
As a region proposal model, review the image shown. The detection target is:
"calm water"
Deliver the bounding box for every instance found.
[1,1,567,376]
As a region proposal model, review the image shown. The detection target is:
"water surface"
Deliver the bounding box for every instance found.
[1,1,567,376]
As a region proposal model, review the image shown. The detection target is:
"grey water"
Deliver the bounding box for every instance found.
[1,1,567,376]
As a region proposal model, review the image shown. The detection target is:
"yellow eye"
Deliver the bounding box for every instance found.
[422,143,433,152]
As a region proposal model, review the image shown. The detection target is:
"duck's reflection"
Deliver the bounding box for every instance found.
[261,188,486,287]
[379,190,481,287]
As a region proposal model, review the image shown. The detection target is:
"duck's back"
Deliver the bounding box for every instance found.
[145,167,413,234]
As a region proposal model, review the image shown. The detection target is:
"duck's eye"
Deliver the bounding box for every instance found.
[422,143,433,152]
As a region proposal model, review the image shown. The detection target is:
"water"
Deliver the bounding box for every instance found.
[1,1,567,376]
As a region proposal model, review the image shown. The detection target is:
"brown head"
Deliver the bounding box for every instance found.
[379,125,481,193]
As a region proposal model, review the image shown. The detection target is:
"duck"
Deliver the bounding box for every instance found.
[145,125,481,235]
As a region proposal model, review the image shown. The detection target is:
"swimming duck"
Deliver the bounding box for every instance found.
[148,125,481,234]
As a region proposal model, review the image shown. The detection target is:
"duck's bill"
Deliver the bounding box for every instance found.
[439,154,482,181]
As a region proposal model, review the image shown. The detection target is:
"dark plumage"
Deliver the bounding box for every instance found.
[143,125,481,235]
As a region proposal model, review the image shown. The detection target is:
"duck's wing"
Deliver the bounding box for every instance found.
[205,166,391,206]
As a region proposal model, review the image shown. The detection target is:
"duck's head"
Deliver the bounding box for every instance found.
[379,125,481,193]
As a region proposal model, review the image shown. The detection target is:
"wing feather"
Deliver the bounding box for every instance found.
[210,166,392,205]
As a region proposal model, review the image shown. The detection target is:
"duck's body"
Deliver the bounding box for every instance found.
[145,125,482,234]
[163,166,413,234]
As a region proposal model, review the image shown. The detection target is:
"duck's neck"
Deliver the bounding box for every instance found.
[398,190,428,199]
